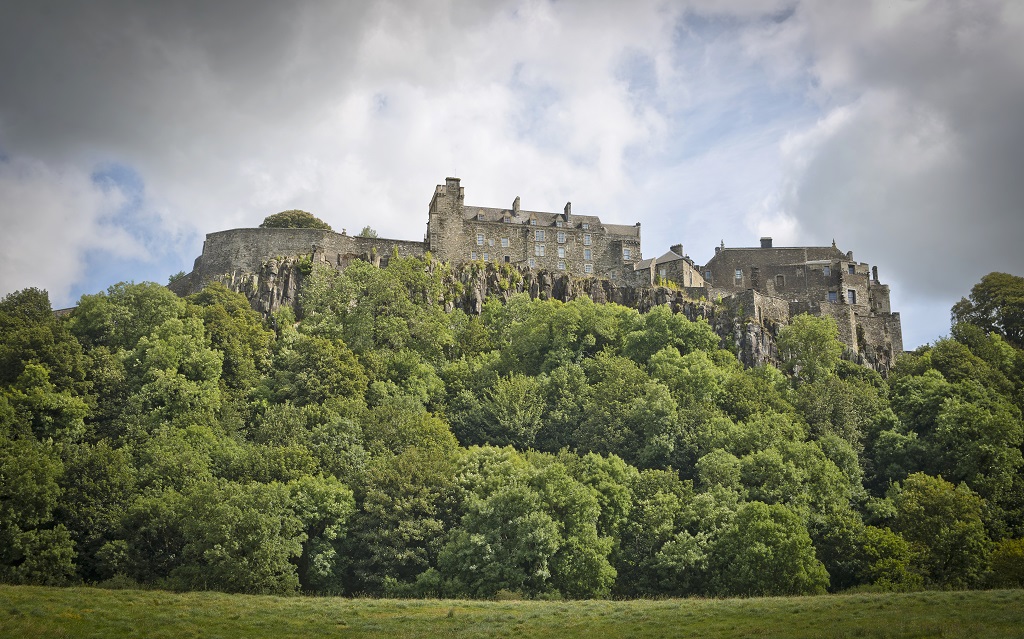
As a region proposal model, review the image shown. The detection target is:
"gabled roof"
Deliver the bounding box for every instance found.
[634,249,686,271]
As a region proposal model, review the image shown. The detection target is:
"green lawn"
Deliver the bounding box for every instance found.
[1,585,1022,639]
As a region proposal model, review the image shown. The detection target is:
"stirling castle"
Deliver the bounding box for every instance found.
[171,177,903,372]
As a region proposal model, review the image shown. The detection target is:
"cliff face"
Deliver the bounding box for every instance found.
[190,256,810,372]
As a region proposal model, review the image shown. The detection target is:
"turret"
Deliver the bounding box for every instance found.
[427,177,466,261]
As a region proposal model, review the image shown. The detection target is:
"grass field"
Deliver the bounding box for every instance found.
[1,585,1022,639]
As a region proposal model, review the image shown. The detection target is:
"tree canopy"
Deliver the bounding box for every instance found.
[0,268,1021,597]
[259,209,332,230]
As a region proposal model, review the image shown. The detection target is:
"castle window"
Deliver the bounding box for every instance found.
[705,270,711,280]
[478,213,485,221]
[823,266,831,276]
[829,291,838,303]
[501,237,509,248]
[558,246,565,258]
[776,274,785,288]
[585,263,593,274]
[476,233,484,246]
[471,251,478,260]
[530,219,537,226]
[557,260,565,270]
[504,216,511,223]
[528,258,536,268]
[583,234,592,246]
[848,289,857,304]
[557,231,566,243]
[535,229,545,241]
[483,253,489,261]
[582,223,589,230]
[735,269,742,282]
[504,255,510,263]
[659,267,667,279]
[556,220,563,228]
[535,244,545,257]
[848,264,855,274]
[584,248,592,261]
[623,248,632,260]
[488,238,494,247]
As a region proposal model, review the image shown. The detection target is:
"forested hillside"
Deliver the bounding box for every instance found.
[2,258,1023,598]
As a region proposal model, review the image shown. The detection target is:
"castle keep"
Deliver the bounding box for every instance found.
[171,177,903,369]
[428,177,644,281]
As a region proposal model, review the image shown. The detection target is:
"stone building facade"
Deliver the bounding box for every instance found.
[700,237,903,365]
[427,177,643,282]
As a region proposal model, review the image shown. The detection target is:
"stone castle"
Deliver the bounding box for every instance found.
[171,177,903,370]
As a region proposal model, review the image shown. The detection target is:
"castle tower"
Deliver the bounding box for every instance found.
[427,177,465,261]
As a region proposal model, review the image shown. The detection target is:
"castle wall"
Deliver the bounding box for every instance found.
[172,227,426,296]
[856,312,904,368]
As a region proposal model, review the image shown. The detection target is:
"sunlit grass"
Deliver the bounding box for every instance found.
[1,585,1022,639]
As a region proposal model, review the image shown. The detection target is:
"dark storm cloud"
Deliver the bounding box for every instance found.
[0,0,1020,351]
[775,1,1024,345]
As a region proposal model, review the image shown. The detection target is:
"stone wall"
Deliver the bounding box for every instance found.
[169,227,426,297]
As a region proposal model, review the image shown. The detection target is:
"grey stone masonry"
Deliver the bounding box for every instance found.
[700,238,903,367]
[168,180,903,373]
[427,177,642,283]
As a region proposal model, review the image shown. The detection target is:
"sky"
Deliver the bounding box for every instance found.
[1,0,1022,349]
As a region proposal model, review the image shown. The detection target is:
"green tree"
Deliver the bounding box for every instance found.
[69,281,186,352]
[463,373,545,448]
[888,473,991,588]
[55,441,137,582]
[188,282,274,396]
[287,474,356,593]
[259,209,332,230]
[952,272,1024,347]
[776,313,843,383]
[261,333,367,408]
[346,446,457,594]
[117,479,306,594]
[358,225,378,238]
[0,287,88,395]
[810,510,921,592]
[708,501,829,596]
[574,353,680,468]
[118,317,224,434]
[622,305,719,364]
[0,437,77,585]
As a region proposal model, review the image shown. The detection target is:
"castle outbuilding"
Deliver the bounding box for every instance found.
[700,237,903,362]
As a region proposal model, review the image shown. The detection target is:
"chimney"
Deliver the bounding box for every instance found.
[513,196,520,214]
[671,243,683,255]
[760,237,773,248]
[872,265,878,282]
[564,202,571,219]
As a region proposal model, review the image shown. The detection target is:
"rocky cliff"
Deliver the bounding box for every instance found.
[189,255,806,372]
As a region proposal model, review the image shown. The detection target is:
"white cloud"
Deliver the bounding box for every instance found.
[1,1,1021,347]
[0,158,141,305]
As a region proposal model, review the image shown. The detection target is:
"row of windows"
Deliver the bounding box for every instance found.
[727,263,857,283]
[481,228,598,245]
[474,238,625,262]
[482,214,592,231]
[827,290,858,304]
